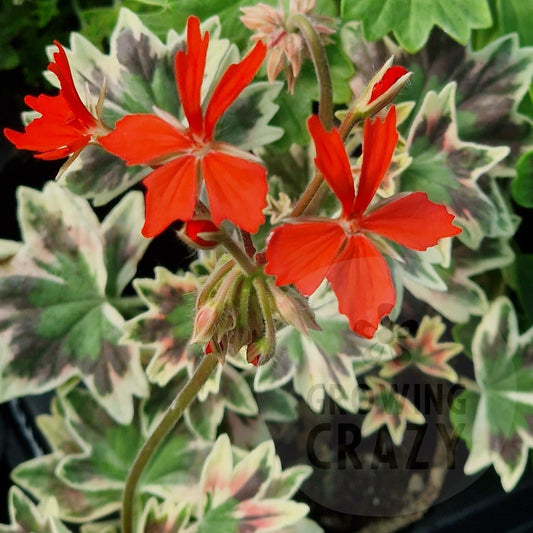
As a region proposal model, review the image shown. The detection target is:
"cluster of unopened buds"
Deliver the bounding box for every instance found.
[4,2,461,366]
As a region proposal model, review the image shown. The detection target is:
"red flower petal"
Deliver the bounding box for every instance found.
[265,220,345,296]
[48,41,96,131]
[24,93,72,120]
[4,116,89,159]
[201,150,267,233]
[307,114,355,217]
[99,114,192,165]
[351,106,398,216]
[326,234,395,338]
[141,155,198,237]
[369,66,408,104]
[203,41,266,140]
[175,16,209,136]
[362,192,461,250]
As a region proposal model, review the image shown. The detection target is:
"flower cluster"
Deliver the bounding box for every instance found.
[4,12,460,347]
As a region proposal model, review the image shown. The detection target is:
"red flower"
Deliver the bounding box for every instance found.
[4,41,100,160]
[99,16,268,238]
[265,107,461,338]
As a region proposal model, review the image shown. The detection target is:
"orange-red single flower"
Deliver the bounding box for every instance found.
[265,107,461,338]
[4,41,100,160]
[99,16,268,238]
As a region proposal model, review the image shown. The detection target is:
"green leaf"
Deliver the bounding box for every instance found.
[402,83,509,249]
[0,183,147,423]
[341,0,492,53]
[474,0,533,48]
[512,150,533,208]
[460,297,533,491]
[0,486,71,533]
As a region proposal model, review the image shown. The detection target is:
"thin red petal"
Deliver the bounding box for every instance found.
[48,41,96,130]
[4,116,90,158]
[24,93,72,120]
[142,155,198,237]
[351,106,398,216]
[307,114,355,217]
[327,234,395,338]
[265,220,346,296]
[201,150,267,233]
[362,192,462,250]
[99,114,192,165]
[369,66,408,104]
[203,41,266,139]
[175,16,208,136]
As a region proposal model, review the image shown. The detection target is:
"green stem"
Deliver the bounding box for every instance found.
[221,231,257,276]
[121,351,219,533]
[288,13,333,218]
[287,13,333,128]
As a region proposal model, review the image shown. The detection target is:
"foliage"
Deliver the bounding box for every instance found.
[2,1,533,531]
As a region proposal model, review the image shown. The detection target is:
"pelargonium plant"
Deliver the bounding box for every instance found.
[1,0,533,531]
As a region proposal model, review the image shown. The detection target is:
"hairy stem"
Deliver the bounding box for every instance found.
[287,13,333,128]
[288,12,333,218]
[121,351,219,533]
[221,231,258,276]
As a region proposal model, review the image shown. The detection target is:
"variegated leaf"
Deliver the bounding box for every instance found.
[14,388,211,523]
[0,487,71,533]
[0,183,147,423]
[403,237,514,323]
[124,267,199,386]
[137,497,191,533]
[342,24,533,147]
[380,315,463,382]
[456,297,533,491]
[197,435,310,533]
[402,83,509,250]
[361,376,425,446]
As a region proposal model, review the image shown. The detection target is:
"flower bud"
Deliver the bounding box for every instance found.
[341,57,411,122]
[179,219,221,249]
[192,302,218,343]
[268,282,320,335]
[246,335,276,366]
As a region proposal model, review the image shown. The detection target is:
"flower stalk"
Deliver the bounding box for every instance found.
[121,351,219,533]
